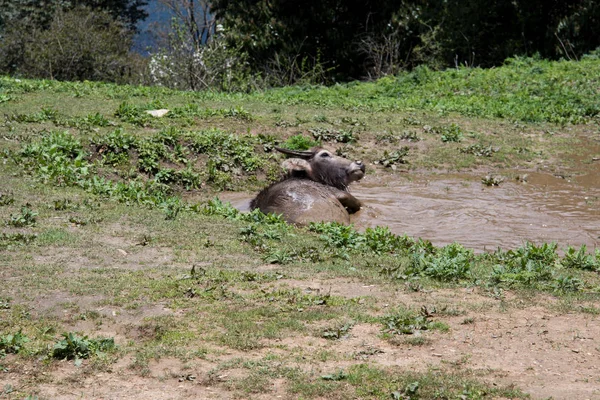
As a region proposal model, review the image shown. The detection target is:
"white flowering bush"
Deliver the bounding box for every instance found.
[148,23,254,92]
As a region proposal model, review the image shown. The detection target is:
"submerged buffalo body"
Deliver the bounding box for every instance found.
[250,147,365,225]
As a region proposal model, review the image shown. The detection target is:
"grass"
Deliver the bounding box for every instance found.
[259,56,600,124]
[1,55,600,398]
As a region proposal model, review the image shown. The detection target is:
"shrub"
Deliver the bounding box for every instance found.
[17,7,143,83]
[148,23,254,92]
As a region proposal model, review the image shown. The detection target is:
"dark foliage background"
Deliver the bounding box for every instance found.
[0,0,599,87]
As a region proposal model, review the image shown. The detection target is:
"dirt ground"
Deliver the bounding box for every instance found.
[2,269,599,399]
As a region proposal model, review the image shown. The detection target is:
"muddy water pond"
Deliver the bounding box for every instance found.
[223,171,599,252]
[352,171,599,251]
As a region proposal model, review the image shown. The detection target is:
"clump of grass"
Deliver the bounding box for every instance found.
[7,205,38,227]
[309,127,357,143]
[282,134,320,150]
[0,191,15,206]
[92,128,136,166]
[461,144,498,157]
[52,332,115,360]
[376,130,420,144]
[114,102,153,126]
[403,243,473,282]
[489,242,558,289]
[482,175,504,186]
[0,331,30,355]
[562,245,599,271]
[0,233,37,250]
[432,123,463,143]
[321,322,353,340]
[374,148,410,168]
[381,307,447,336]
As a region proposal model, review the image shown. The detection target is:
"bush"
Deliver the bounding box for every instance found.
[3,6,145,83]
[147,23,254,92]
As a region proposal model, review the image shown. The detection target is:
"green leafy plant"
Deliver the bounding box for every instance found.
[0,331,30,355]
[381,308,444,335]
[222,106,254,121]
[282,134,320,150]
[84,112,111,127]
[310,127,356,143]
[263,249,294,264]
[19,130,91,186]
[374,148,410,168]
[434,123,463,143]
[8,205,38,227]
[482,175,504,186]
[490,242,559,288]
[92,128,136,165]
[52,332,115,360]
[363,226,412,254]
[0,192,15,206]
[392,381,420,400]
[461,144,498,157]
[398,131,421,142]
[309,222,365,250]
[114,102,152,126]
[552,275,584,293]
[322,322,353,340]
[562,245,599,271]
[321,370,348,381]
[0,233,37,250]
[403,243,472,282]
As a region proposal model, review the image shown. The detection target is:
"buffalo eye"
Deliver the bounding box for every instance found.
[320,152,331,158]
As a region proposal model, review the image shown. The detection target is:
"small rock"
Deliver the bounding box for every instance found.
[146,109,170,118]
[117,249,127,256]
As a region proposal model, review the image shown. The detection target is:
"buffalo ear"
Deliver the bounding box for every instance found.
[275,147,315,159]
[281,158,312,177]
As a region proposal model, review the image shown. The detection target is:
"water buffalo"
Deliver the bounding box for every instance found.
[250,147,365,225]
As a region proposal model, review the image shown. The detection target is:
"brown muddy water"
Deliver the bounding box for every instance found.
[352,171,599,251]
[222,170,599,252]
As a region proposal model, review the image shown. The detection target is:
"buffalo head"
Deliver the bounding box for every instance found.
[275,147,365,190]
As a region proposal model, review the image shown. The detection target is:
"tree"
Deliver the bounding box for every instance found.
[208,0,600,81]
[210,0,401,81]
[157,0,216,49]
[20,6,141,82]
[0,0,148,79]
[0,0,148,32]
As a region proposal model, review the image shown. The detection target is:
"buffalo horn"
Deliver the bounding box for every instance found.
[274,147,314,158]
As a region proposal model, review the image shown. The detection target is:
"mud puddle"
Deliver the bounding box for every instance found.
[352,170,599,251]
[220,170,599,252]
